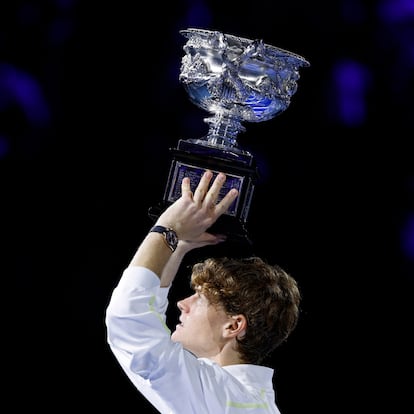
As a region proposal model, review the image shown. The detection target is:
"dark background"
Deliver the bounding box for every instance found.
[2,1,413,412]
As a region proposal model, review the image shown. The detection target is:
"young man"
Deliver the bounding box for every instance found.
[105,170,301,413]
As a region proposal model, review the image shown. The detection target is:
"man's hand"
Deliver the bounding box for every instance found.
[156,170,239,242]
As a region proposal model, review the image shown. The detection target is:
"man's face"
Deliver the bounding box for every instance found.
[171,288,231,358]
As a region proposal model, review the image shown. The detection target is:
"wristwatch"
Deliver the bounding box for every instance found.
[149,225,178,252]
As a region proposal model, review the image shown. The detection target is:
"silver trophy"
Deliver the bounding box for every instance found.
[149,28,310,244]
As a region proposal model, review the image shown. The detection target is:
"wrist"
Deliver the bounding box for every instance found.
[149,225,179,252]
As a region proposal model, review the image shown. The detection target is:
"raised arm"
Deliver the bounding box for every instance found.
[128,170,238,280]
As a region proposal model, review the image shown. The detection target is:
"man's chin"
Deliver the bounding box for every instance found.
[171,333,193,354]
[170,331,181,343]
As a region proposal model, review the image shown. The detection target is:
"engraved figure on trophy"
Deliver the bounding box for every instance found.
[148,28,310,244]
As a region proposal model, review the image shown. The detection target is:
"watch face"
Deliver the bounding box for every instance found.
[150,225,178,251]
[166,230,178,249]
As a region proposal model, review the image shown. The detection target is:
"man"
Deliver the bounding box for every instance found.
[105,170,301,413]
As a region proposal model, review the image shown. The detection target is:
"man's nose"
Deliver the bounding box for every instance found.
[177,298,188,312]
[177,295,193,312]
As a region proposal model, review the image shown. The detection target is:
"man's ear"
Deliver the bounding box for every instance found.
[224,315,247,339]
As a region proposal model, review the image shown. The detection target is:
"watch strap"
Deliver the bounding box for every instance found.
[149,225,178,252]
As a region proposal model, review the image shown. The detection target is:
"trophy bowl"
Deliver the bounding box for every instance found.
[148,28,309,245]
[179,28,310,153]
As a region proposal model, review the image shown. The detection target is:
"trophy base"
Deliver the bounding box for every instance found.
[148,201,253,245]
[148,139,259,246]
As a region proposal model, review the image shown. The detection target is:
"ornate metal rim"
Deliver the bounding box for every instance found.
[180,28,310,67]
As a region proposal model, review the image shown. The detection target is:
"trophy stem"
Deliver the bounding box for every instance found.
[204,113,246,150]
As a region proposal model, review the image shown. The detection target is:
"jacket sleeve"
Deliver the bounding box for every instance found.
[105,265,173,378]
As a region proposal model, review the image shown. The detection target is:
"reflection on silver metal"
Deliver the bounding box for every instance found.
[179,28,310,153]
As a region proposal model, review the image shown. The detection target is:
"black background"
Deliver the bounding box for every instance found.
[2,1,413,412]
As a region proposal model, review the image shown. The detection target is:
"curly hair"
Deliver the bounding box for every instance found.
[190,256,301,365]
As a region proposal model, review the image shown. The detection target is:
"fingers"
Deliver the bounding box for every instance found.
[193,170,213,203]
[182,169,238,213]
[200,170,239,213]
[215,187,238,215]
[181,176,192,197]
[172,170,238,241]
[203,172,225,207]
